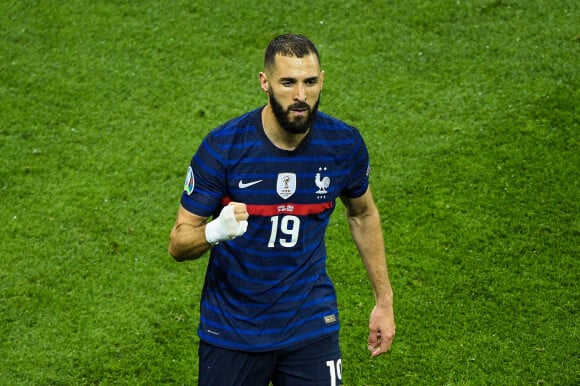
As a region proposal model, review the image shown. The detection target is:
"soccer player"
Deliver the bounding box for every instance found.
[169,34,395,386]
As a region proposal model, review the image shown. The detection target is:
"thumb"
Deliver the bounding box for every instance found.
[368,330,380,352]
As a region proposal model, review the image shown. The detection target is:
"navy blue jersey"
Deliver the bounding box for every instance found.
[181,107,370,352]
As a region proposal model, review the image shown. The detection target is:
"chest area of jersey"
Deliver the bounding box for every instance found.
[228,163,344,206]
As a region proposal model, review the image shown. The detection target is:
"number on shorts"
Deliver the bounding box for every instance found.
[326,359,342,386]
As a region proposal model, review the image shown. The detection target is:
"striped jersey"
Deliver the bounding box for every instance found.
[181,107,370,351]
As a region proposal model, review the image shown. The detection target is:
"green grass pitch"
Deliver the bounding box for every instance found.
[1,0,578,384]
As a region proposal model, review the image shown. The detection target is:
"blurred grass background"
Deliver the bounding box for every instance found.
[1,0,578,384]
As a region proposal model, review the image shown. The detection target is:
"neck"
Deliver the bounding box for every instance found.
[261,105,309,151]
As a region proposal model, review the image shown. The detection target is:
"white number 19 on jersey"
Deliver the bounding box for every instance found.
[268,215,300,248]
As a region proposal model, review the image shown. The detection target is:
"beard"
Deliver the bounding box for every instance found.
[269,91,320,134]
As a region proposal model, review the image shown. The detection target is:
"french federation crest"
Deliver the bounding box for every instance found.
[315,167,331,194]
[277,173,296,199]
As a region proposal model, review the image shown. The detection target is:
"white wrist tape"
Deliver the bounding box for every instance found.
[205,205,248,245]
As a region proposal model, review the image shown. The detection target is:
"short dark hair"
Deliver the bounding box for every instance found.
[264,34,320,72]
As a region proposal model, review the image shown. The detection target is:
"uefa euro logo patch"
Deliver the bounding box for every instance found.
[184,166,195,195]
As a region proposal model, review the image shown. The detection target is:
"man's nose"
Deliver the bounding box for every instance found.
[294,84,306,102]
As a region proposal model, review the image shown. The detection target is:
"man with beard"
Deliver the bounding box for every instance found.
[169,34,395,386]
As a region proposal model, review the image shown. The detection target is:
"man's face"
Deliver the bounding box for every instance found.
[261,54,324,134]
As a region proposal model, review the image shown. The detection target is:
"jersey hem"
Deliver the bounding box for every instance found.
[197,325,340,353]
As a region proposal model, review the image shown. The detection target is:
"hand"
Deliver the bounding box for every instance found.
[205,202,249,245]
[368,304,396,357]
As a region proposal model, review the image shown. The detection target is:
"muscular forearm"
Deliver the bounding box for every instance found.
[347,201,396,356]
[168,203,249,262]
[168,222,211,261]
[348,210,393,306]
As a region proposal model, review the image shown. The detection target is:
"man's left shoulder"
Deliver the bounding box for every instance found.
[315,111,364,142]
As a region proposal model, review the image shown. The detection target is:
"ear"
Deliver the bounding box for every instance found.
[259,72,270,93]
[319,70,325,90]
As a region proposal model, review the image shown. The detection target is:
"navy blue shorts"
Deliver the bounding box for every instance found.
[198,332,343,386]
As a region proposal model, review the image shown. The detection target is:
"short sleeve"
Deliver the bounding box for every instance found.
[180,135,227,217]
[341,130,370,198]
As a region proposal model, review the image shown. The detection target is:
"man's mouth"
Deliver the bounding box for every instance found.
[290,108,308,117]
[290,103,310,112]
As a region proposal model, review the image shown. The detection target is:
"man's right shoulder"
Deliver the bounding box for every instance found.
[208,108,261,138]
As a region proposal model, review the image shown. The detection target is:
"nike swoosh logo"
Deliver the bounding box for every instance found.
[238,180,263,189]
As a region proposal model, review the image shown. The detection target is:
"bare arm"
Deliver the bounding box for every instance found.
[341,188,395,357]
[168,205,212,261]
[168,202,249,261]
